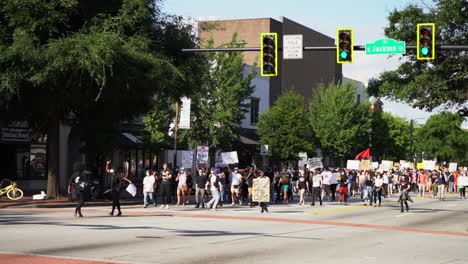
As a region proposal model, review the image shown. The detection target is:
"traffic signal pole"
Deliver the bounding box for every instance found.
[181,45,468,53]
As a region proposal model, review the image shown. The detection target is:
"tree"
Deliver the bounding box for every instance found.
[368,0,468,116]
[257,91,312,162]
[0,0,198,197]
[309,83,371,161]
[371,112,410,161]
[180,33,256,150]
[414,112,468,165]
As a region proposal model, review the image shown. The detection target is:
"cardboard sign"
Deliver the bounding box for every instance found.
[372,162,379,169]
[346,160,360,170]
[196,146,209,164]
[252,177,270,202]
[359,160,371,170]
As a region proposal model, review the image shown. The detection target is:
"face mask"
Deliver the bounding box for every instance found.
[146,172,150,176]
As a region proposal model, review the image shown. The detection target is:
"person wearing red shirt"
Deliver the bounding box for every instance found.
[417,170,428,197]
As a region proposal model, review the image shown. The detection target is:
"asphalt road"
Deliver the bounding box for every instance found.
[1,193,467,264]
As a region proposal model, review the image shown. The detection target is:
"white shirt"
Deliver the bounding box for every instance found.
[178,173,187,186]
[231,172,242,186]
[312,175,321,187]
[210,174,218,191]
[375,178,384,187]
[321,171,332,185]
[143,176,155,192]
[383,174,389,184]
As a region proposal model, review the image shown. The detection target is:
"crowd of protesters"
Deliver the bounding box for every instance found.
[69,161,468,216]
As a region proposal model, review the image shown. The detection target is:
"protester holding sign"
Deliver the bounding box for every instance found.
[458,171,467,199]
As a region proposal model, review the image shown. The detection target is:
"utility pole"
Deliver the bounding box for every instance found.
[173,101,180,170]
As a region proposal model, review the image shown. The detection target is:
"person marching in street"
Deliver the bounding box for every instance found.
[246,167,257,207]
[363,173,374,206]
[257,170,270,213]
[278,167,292,204]
[436,169,446,201]
[230,167,243,206]
[195,167,208,208]
[338,170,348,205]
[176,167,188,206]
[143,169,156,208]
[417,169,428,197]
[310,169,323,206]
[296,170,309,206]
[321,168,332,202]
[68,163,90,218]
[458,170,467,199]
[206,168,221,211]
[107,161,132,216]
[398,173,413,212]
[159,163,172,209]
[274,171,282,203]
[373,173,384,207]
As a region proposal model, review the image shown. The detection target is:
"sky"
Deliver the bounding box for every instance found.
[161,0,461,125]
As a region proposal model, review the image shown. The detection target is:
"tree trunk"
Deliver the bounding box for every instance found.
[46,114,60,198]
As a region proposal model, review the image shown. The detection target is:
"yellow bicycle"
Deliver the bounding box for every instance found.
[0,179,24,200]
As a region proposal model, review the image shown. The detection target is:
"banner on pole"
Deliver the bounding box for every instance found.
[179,97,191,129]
[196,146,209,164]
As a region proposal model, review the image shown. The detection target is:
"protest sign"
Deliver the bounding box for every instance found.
[381,160,393,171]
[423,160,436,171]
[359,160,371,170]
[449,163,457,172]
[308,158,323,169]
[181,150,193,168]
[252,177,270,202]
[346,160,360,170]
[417,163,424,169]
[221,151,238,165]
[196,146,209,164]
[372,162,379,169]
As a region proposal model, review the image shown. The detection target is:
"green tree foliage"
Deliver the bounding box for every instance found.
[143,96,175,152]
[180,33,256,150]
[368,0,468,116]
[414,112,468,165]
[309,83,371,159]
[371,112,410,161]
[0,0,201,196]
[258,91,312,162]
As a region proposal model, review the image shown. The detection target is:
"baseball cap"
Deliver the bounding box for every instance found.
[180,167,185,171]
[213,168,220,173]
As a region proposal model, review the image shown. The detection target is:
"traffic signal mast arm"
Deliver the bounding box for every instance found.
[181,45,468,52]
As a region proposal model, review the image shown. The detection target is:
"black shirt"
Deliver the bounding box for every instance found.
[196,173,208,188]
[339,175,348,187]
[160,169,172,185]
[400,176,410,191]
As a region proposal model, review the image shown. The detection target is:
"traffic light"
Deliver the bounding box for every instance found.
[336,28,354,63]
[417,23,435,60]
[261,33,278,76]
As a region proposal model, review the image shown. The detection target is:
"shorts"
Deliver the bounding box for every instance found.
[323,185,331,194]
[282,184,289,192]
[178,184,188,192]
[231,185,240,194]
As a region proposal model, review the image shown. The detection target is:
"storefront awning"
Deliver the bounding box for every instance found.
[236,135,260,145]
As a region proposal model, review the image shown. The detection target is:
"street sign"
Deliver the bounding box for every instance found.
[366,38,406,55]
[283,35,303,59]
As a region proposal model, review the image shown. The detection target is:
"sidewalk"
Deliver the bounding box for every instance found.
[0,196,141,209]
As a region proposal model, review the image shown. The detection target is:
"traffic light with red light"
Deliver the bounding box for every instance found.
[336,28,354,63]
[261,33,278,76]
[417,23,435,60]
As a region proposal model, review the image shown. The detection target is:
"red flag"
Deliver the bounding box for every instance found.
[355,148,370,160]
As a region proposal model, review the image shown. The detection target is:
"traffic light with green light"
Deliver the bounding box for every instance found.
[336,28,354,63]
[261,33,278,76]
[417,23,435,60]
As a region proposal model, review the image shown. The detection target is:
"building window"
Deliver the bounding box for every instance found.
[250,97,260,125]
[356,94,361,104]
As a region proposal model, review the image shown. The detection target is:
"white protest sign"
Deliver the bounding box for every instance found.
[126,183,137,197]
[381,160,393,171]
[401,162,410,169]
[372,162,379,169]
[221,151,238,165]
[308,158,323,169]
[423,160,436,171]
[449,163,457,172]
[346,160,360,170]
[459,176,468,186]
[196,146,209,164]
[283,35,303,59]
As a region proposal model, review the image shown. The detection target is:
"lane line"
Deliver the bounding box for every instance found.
[2,207,468,237]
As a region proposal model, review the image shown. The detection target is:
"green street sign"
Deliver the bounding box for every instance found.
[366,38,406,55]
